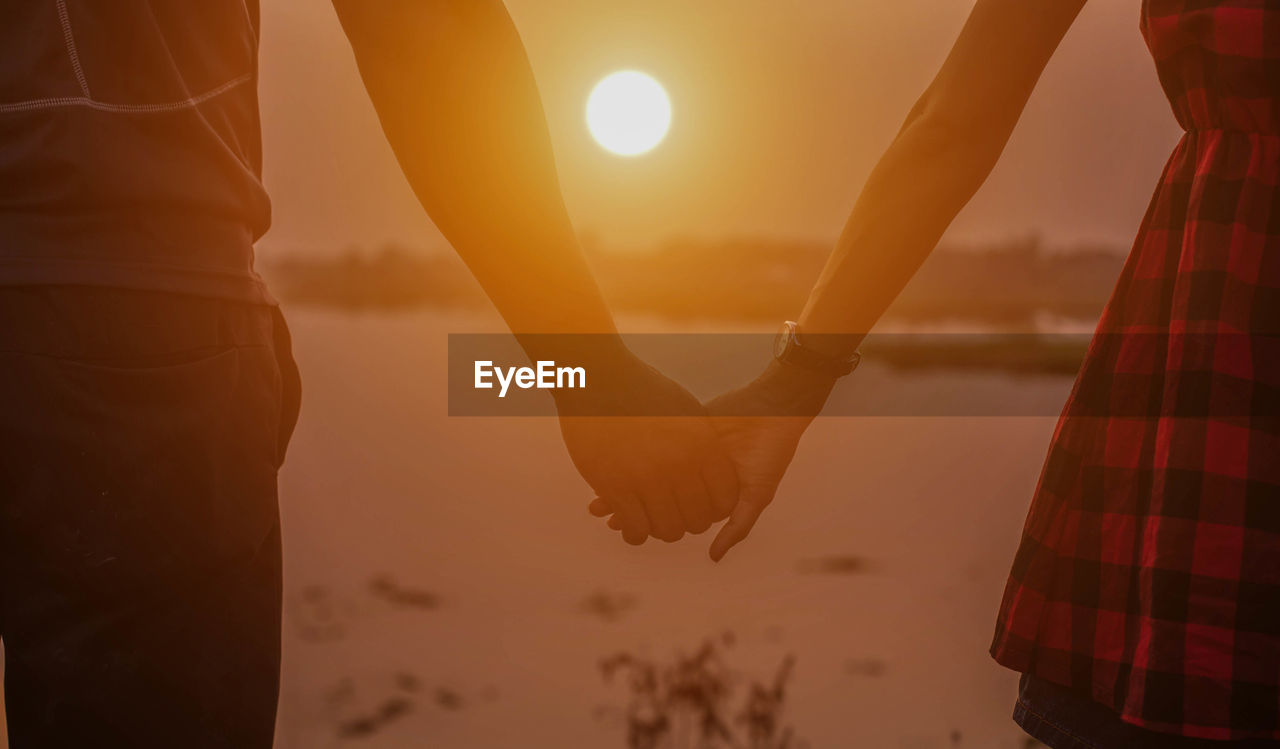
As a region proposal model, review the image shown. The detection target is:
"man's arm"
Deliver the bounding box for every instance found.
[332,0,738,543]
[332,0,608,335]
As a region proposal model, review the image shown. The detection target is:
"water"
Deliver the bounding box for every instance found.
[0,308,1071,748]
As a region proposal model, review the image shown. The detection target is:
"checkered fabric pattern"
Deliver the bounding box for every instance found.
[990,0,1280,741]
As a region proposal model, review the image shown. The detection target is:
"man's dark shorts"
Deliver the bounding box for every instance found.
[0,287,301,749]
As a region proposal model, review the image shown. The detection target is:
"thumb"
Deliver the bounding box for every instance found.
[708,485,776,562]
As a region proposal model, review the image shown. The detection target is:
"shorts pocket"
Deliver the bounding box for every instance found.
[0,344,283,593]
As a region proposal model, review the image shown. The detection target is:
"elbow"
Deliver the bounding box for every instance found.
[897,86,1014,171]
[898,93,972,150]
[899,100,1003,174]
[899,111,975,167]
[887,106,1005,208]
[899,79,975,137]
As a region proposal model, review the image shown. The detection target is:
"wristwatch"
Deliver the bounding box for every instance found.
[773,321,862,377]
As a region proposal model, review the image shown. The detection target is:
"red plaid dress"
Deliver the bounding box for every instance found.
[990,0,1280,740]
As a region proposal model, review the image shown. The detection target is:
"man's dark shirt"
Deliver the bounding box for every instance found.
[0,1,274,303]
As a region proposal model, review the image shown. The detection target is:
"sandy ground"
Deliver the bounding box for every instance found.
[2,309,1071,748]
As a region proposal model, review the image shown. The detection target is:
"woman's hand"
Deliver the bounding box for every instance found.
[702,400,809,561]
[704,363,837,561]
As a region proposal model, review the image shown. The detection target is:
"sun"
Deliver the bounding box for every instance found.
[586,71,672,157]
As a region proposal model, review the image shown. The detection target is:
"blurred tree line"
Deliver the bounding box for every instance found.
[264,235,1124,327]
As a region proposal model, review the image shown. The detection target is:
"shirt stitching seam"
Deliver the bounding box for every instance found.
[0,72,251,115]
[54,0,92,98]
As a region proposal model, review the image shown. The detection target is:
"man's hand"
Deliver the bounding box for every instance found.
[563,352,738,545]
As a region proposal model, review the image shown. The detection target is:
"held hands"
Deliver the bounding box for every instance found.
[582,361,838,561]
[556,349,740,545]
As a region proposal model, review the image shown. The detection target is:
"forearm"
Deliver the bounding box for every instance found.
[795,0,1085,359]
[797,109,1006,355]
[335,0,616,338]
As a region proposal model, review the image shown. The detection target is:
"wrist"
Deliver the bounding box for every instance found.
[750,360,840,418]
[774,321,862,378]
[516,332,631,373]
[544,340,691,417]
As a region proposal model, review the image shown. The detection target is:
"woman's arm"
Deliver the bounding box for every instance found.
[700,0,1090,560]
[800,0,1088,356]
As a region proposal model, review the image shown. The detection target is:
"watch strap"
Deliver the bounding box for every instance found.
[775,322,861,378]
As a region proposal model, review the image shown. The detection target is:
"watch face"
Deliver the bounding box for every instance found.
[774,323,793,359]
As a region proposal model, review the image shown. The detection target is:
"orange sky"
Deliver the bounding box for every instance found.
[256,0,1183,259]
